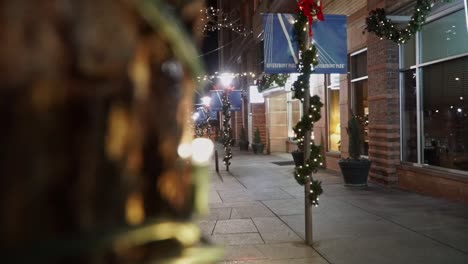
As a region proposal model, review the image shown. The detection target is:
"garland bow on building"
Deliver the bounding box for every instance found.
[292,7,324,206]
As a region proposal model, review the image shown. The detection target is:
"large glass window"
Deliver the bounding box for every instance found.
[402,69,418,163]
[327,74,341,152]
[351,50,369,156]
[421,9,468,63]
[401,37,416,70]
[351,51,367,79]
[401,7,468,172]
[422,56,468,170]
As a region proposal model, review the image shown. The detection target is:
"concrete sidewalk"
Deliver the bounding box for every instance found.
[198,147,468,264]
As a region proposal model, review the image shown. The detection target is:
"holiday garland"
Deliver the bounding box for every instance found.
[194,107,211,138]
[365,0,452,44]
[292,9,324,206]
[221,91,233,170]
[257,74,290,92]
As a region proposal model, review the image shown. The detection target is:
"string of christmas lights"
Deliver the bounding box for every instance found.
[221,91,233,171]
[365,0,453,44]
[291,8,324,206]
[194,107,211,138]
[200,6,253,36]
[196,72,257,82]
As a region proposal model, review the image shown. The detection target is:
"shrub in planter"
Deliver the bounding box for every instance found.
[251,128,264,154]
[238,127,249,151]
[338,114,371,186]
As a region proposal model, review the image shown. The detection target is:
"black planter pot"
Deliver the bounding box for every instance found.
[291,151,304,167]
[252,143,264,154]
[239,140,249,151]
[338,159,371,187]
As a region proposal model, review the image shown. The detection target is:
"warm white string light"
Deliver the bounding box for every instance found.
[200,7,253,36]
[196,72,257,82]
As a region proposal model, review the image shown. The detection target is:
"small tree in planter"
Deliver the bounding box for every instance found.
[338,114,371,186]
[238,127,249,151]
[291,137,305,167]
[251,128,264,154]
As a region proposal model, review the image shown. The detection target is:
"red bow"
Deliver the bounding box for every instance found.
[298,0,324,37]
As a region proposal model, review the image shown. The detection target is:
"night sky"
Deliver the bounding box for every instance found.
[201,0,218,75]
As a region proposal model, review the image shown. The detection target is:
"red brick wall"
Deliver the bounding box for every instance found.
[366,0,401,185]
[398,165,468,204]
[252,103,267,152]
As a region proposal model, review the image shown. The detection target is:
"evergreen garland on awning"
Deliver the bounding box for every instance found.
[365,0,453,44]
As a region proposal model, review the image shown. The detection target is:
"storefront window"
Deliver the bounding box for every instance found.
[402,37,415,70]
[327,74,340,152]
[422,56,468,171]
[421,9,468,63]
[351,50,369,156]
[402,69,418,163]
[400,7,468,172]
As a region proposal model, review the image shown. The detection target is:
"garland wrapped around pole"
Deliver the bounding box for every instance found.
[221,90,233,171]
[365,0,453,44]
[292,9,324,207]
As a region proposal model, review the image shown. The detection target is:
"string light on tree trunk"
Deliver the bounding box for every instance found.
[221,90,233,170]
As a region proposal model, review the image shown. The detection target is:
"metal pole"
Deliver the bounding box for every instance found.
[304,92,313,245]
[303,28,313,246]
[215,150,219,172]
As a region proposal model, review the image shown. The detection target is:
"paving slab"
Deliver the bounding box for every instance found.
[222,245,266,261]
[314,232,468,264]
[221,259,328,264]
[197,220,216,237]
[209,190,223,203]
[230,204,275,219]
[220,257,329,264]
[383,209,468,231]
[210,201,266,209]
[262,199,304,216]
[246,187,295,200]
[204,207,232,220]
[252,217,302,243]
[255,242,322,259]
[218,189,255,202]
[211,233,264,246]
[214,219,258,234]
[280,186,304,199]
[418,227,468,253]
[206,149,468,264]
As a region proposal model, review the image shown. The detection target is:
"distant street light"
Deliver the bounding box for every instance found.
[201,96,211,107]
[218,73,234,171]
[192,112,200,121]
[219,73,234,88]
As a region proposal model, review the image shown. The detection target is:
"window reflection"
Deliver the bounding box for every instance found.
[328,88,340,151]
[353,80,369,156]
[402,69,418,163]
[422,56,468,171]
[421,10,468,63]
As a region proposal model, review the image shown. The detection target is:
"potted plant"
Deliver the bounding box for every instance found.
[251,128,264,154]
[338,114,371,186]
[238,127,249,151]
[291,137,304,167]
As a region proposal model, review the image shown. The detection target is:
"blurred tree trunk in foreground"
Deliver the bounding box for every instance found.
[0,0,218,262]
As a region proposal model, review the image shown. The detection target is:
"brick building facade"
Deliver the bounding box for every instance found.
[217,0,468,203]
